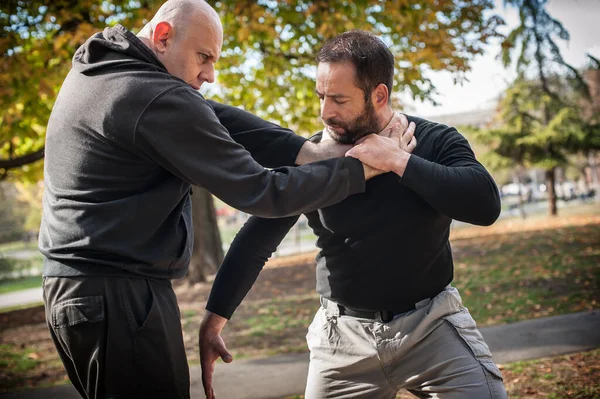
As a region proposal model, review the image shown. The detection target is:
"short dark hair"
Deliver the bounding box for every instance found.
[317,30,394,103]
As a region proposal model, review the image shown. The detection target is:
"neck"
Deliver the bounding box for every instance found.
[137,25,154,53]
[377,106,396,133]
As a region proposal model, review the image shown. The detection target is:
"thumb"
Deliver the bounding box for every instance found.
[345,146,360,158]
[217,341,233,363]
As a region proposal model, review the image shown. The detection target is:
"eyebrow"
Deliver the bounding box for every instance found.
[315,90,350,99]
[199,49,218,62]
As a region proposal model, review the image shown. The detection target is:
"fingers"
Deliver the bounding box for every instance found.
[407,136,417,153]
[345,135,375,158]
[354,133,374,146]
[202,365,215,399]
[200,332,232,399]
[400,122,416,152]
[388,114,409,141]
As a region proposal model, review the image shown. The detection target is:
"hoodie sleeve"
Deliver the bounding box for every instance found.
[207,100,307,168]
[134,86,365,218]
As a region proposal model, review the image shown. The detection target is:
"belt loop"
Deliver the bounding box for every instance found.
[415,297,432,310]
[378,310,394,323]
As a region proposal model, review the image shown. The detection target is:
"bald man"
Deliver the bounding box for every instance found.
[40,1,404,397]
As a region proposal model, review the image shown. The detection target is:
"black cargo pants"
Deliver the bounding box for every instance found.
[43,276,190,399]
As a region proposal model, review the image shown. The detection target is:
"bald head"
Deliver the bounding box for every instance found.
[138,0,223,89]
[144,0,222,39]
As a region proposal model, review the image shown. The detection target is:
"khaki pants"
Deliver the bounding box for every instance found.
[305,286,507,399]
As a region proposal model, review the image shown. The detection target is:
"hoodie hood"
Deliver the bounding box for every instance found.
[72,24,167,74]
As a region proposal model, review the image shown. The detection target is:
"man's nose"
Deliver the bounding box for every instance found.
[321,98,336,122]
[203,64,215,83]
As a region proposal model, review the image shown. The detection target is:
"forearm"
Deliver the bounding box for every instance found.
[295,140,352,165]
[206,215,299,319]
[208,100,306,167]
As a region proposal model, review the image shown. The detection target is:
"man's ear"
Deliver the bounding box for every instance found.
[372,83,389,110]
[153,21,173,54]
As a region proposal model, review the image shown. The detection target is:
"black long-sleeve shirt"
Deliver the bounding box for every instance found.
[40,24,365,280]
[207,116,501,318]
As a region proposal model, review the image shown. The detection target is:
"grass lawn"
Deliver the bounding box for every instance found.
[0,276,42,295]
[500,349,600,399]
[0,206,598,394]
[0,241,38,254]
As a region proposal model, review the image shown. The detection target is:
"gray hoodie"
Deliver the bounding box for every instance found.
[39,24,365,280]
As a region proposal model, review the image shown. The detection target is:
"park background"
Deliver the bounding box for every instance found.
[0,0,599,398]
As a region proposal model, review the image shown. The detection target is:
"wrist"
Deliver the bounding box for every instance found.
[295,141,317,165]
[391,151,411,177]
[200,310,228,334]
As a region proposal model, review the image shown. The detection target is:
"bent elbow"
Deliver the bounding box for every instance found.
[476,198,501,226]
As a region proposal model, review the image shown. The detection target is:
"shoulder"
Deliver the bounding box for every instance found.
[404,114,468,143]
[405,115,454,135]
[147,84,213,115]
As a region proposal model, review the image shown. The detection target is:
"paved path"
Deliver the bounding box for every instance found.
[2,310,598,399]
[0,288,43,309]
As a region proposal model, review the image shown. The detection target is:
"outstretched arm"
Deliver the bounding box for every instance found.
[208,99,353,166]
[199,215,299,399]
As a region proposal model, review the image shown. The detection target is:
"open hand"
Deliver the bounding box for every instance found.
[199,312,233,399]
[347,119,416,177]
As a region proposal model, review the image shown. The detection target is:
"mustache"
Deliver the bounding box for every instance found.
[321,117,343,127]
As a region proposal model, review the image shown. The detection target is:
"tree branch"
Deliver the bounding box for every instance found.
[0,148,45,170]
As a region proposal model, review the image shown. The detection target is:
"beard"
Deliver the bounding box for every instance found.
[324,100,381,144]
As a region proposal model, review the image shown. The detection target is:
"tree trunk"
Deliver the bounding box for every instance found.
[589,150,600,204]
[513,171,527,219]
[186,186,223,284]
[545,168,558,216]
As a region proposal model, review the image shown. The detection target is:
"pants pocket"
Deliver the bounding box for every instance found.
[52,295,105,328]
[444,310,504,381]
[52,295,105,354]
[50,295,106,398]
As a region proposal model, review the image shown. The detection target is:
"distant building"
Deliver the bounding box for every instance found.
[424,107,497,128]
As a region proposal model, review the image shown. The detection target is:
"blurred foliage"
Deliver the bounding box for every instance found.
[0,183,27,243]
[468,0,600,215]
[470,78,591,171]
[500,0,587,92]
[13,181,43,232]
[210,0,504,135]
[0,0,163,181]
[1,0,504,181]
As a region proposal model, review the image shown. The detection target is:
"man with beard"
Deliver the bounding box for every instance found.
[199,30,507,399]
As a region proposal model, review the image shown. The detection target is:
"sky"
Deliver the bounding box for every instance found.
[411,0,600,117]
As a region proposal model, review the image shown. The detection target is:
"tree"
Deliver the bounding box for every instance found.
[581,56,600,201]
[499,0,592,215]
[187,186,224,283]
[211,0,503,134]
[1,0,504,281]
[0,0,163,181]
[469,77,587,216]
